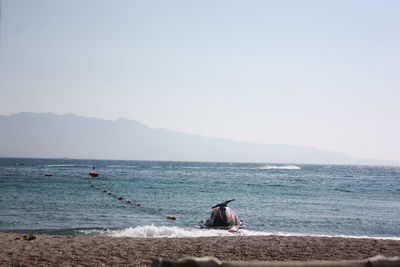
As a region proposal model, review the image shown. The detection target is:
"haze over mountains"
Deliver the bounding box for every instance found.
[0,112,397,165]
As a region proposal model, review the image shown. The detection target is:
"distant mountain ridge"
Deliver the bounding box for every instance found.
[0,112,398,165]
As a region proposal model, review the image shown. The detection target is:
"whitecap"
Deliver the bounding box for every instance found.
[257,165,301,170]
[79,225,265,238]
[77,225,400,240]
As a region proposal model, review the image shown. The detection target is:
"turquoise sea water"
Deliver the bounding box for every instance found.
[0,158,399,239]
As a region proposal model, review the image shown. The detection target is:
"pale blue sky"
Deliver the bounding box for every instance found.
[1,0,399,161]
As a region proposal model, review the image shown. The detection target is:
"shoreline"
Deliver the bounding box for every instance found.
[1,232,400,267]
[4,225,400,240]
[4,229,400,241]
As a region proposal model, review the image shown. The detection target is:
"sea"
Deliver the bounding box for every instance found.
[0,158,399,240]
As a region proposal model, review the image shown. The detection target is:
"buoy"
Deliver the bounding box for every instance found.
[118,197,123,200]
[228,227,239,233]
[44,174,53,177]
[126,200,132,203]
[89,172,99,178]
[166,216,176,220]
[134,203,141,207]
[108,192,112,195]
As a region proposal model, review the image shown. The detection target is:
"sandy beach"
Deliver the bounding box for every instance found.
[1,233,399,266]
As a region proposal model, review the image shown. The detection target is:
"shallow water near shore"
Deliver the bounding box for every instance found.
[1,158,399,239]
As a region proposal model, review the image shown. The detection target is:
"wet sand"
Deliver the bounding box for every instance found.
[1,232,399,266]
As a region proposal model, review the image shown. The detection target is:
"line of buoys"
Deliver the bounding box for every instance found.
[89,179,143,208]
[88,173,177,221]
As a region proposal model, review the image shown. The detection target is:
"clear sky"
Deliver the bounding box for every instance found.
[0,0,399,161]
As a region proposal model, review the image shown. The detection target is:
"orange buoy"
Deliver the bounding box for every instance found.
[134,203,141,207]
[166,216,176,220]
[89,172,99,177]
[228,227,239,233]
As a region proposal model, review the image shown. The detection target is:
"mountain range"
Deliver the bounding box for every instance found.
[0,112,397,165]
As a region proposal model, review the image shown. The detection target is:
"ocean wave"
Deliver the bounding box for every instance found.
[78,225,265,238]
[104,165,302,170]
[107,165,139,168]
[77,225,400,240]
[256,165,301,170]
[45,164,77,167]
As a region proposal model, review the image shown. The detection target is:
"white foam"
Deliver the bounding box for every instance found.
[257,165,301,170]
[79,225,266,238]
[108,165,139,168]
[45,164,77,167]
[78,225,400,240]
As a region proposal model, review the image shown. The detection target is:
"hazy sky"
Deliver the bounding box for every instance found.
[0,0,399,161]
